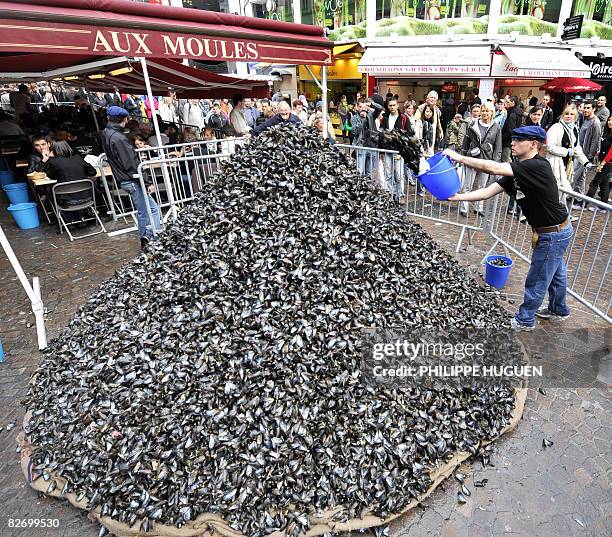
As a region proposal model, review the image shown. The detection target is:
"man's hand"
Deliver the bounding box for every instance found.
[147,184,155,194]
[443,148,463,163]
[447,193,465,201]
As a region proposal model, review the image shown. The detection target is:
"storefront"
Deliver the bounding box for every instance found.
[577,51,612,103]
[358,42,594,111]
[491,45,593,111]
[299,43,364,103]
[358,43,492,106]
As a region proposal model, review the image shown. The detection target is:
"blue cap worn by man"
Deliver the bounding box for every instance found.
[106,106,129,118]
[101,105,160,249]
[511,125,547,142]
[442,123,572,331]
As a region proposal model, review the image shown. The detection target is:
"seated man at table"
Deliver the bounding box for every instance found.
[27,135,54,174]
[46,140,97,225]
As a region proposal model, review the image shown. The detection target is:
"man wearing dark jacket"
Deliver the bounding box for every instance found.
[540,94,554,130]
[351,97,384,176]
[252,101,301,135]
[100,106,160,248]
[27,135,53,174]
[379,98,410,199]
[501,96,523,161]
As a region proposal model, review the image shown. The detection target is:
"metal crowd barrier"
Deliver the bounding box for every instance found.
[484,187,611,323]
[336,144,490,252]
[136,151,232,235]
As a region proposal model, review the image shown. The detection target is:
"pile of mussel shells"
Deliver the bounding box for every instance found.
[25,124,518,537]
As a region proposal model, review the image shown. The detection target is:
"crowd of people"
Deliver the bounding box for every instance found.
[1,81,610,233]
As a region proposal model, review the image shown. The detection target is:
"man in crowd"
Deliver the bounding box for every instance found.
[148,123,171,147]
[501,95,523,162]
[256,99,274,126]
[207,103,228,139]
[313,116,335,144]
[351,97,383,177]
[379,97,409,199]
[104,88,122,107]
[181,99,205,130]
[540,94,554,130]
[0,109,26,137]
[445,114,462,150]
[27,135,54,173]
[572,99,601,200]
[500,95,525,217]
[595,95,610,124]
[229,94,251,136]
[494,99,506,127]
[252,101,301,135]
[415,91,443,149]
[444,126,572,331]
[271,90,283,103]
[457,104,481,150]
[471,88,482,106]
[100,106,160,250]
[241,98,260,129]
[292,99,308,125]
[10,84,32,126]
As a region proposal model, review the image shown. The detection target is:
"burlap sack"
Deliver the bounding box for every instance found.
[20,387,527,537]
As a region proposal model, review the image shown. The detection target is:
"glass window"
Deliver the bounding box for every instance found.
[571,0,612,39]
[302,0,367,41]
[375,1,490,37]
[252,1,294,22]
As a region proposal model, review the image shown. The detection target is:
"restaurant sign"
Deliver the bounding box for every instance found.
[0,19,332,65]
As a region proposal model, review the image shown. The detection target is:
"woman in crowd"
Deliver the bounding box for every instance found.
[415,104,436,197]
[525,105,544,126]
[458,101,502,216]
[403,102,421,189]
[337,95,349,140]
[584,115,611,209]
[545,104,589,202]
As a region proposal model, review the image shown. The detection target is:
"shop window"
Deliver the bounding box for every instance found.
[301,0,367,41]
[498,0,562,36]
[252,1,294,22]
[571,0,612,39]
[374,1,490,38]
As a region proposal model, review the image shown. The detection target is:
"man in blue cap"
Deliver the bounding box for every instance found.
[101,106,160,249]
[443,125,572,331]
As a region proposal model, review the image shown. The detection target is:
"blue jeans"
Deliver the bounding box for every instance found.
[121,181,161,240]
[356,149,376,177]
[515,223,573,326]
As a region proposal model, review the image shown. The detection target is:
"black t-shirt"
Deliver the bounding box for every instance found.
[497,155,568,229]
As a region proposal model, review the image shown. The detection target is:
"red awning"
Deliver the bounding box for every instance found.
[0,0,332,65]
[540,77,603,93]
[0,55,270,98]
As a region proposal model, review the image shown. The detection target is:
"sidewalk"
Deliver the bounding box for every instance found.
[0,203,609,537]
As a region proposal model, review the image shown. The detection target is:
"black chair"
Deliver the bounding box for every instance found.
[51,179,106,241]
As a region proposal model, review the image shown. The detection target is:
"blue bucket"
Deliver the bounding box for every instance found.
[485,255,514,289]
[418,153,461,200]
[3,182,29,204]
[0,170,15,187]
[7,202,40,229]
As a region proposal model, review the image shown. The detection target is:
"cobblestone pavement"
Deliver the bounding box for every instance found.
[0,196,609,537]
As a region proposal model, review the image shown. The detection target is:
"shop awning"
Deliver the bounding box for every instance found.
[493,46,591,79]
[0,56,270,98]
[0,0,332,65]
[358,45,491,77]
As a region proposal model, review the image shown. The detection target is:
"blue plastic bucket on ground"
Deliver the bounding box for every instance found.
[485,255,514,289]
[418,153,461,200]
[3,182,29,204]
[7,202,40,229]
[0,170,15,187]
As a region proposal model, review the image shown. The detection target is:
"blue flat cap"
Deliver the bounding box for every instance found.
[107,106,129,118]
[512,125,546,142]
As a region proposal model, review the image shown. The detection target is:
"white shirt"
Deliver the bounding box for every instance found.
[387,113,399,130]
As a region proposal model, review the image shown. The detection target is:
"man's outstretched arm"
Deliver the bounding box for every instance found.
[443,149,514,177]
